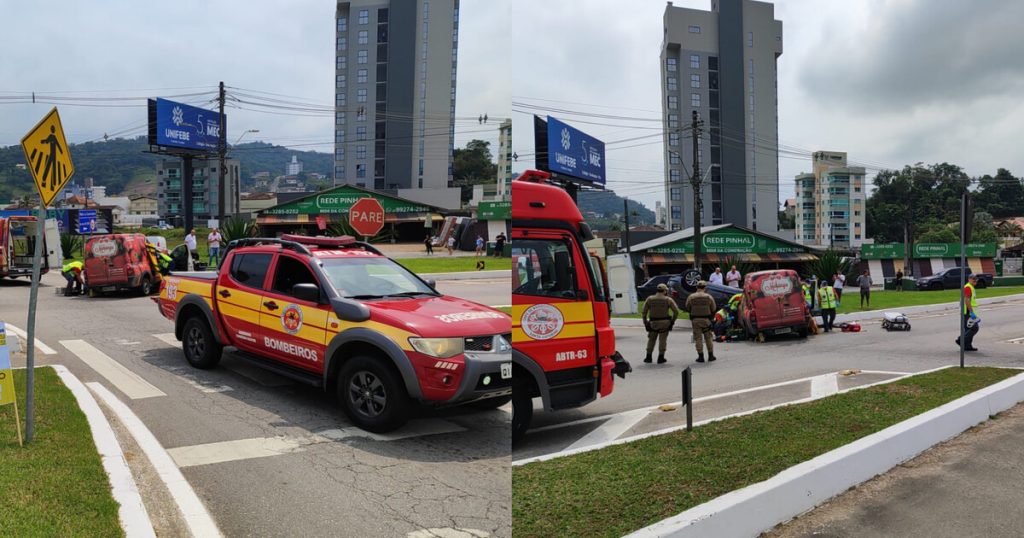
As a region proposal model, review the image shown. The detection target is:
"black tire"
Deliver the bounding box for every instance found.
[512,376,532,445]
[182,317,222,369]
[468,395,512,410]
[681,269,702,293]
[337,356,410,433]
[138,275,153,296]
[976,279,988,289]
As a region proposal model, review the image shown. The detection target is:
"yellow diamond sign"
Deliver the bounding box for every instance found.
[21,107,75,207]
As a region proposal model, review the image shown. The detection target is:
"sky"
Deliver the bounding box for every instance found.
[0,0,510,160]
[510,0,1024,213]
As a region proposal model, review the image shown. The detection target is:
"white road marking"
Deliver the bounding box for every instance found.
[88,382,223,538]
[4,323,57,355]
[168,437,305,468]
[1007,336,1024,345]
[164,366,233,393]
[564,408,650,452]
[116,339,140,346]
[53,366,156,537]
[810,373,840,398]
[317,418,467,442]
[61,340,166,400]
[153,333,179,347]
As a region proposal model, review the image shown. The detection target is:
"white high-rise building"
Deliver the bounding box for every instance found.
[335,0,462,208]
[794,151,868,248]
[660,0,782,232]
[286,155,303,175]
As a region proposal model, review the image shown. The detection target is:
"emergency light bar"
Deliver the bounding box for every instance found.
[515,170,551,183]
[280,234,357,248]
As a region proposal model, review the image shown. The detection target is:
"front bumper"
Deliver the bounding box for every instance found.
[413,335,512,404]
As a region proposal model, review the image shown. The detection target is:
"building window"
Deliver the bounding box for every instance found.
[356,106,366,121]
[336,131,345,143]
[337,36,347,50]
[357,68,367,84]
[667,77,678,91]
[378,7,388,22]
[336,74,346,86]
[708,56,718,70]
[688,25,700,33]
[854,211,860,216]
[356,164,366,178]
[691,93,700,107]
[666,57,677,72]
[670,170,680,183]
[667,95,678,110]
[336,56,346,69]
[335,148,345,159]
[854,187,862,192]
[670,152,680,165]
[669,132,680,146]
[691,74,700,88]
[671,188,681,201]
[358,9,369,24]
[358,30,368,44]
[336,93,346,106]
[357,50,368,64]
[690,54,700,69]
[337,17,347,32]
[748,59,754,74]
[356,145,366,159]
[747,31,753,47]
[335,112,346,125]
[357,88,367,102]
[356,126,367,140]
[668,114,679,128]
[671,206,682,220]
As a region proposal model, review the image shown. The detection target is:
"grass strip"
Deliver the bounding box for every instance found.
[0,368,123,537]
[512,366,1019,538]
[396,256,511,274]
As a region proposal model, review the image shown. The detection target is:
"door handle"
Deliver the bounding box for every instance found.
[219,289,231,298]
[264,301,279,311]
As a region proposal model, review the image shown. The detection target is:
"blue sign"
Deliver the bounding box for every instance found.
[78,209,97,234]
[546,116,606,185]
[149,98,223,152]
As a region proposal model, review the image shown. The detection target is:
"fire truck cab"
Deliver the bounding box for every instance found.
[511,170,630,443]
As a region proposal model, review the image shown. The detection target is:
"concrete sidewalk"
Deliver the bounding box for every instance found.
[766,402,1024,537]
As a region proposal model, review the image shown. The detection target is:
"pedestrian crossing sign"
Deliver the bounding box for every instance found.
[21,107,75,208]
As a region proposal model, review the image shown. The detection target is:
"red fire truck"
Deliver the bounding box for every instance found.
[511,170,630,443]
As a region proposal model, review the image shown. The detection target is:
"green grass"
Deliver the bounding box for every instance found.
[836,285,1024,314]
[513,366,1020,538]
[0,368,123,537]
[395,256,511,274]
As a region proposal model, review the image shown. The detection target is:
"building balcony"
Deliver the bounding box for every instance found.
[166,180,182,190]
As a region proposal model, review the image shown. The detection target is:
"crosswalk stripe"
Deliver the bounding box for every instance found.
[60,339,166,399]
[153,333,179,347]
[167,437,305,468]
[317,418,467,442]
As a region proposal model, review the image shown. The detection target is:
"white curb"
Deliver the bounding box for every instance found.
[626,368,1024,538]
[52,365,156,538]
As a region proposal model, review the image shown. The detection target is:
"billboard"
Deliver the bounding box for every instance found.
[544,116,606,185]
[147,98,223,152]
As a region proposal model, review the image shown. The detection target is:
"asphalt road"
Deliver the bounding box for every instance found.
[1,273,511,538]
[516,296,1024,459]
[434,278,509,308]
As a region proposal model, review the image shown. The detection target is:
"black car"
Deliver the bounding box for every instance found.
[636,274,676,300]
[668,275,742,309]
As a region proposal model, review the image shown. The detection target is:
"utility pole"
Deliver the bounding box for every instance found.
[217,81,226,225]
[623,197,631,257]
[690,110,704,272]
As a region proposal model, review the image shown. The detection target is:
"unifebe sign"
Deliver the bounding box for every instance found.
[546,116,605,185]
[148,98,223,152]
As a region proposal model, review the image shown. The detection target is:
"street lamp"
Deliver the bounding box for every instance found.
[230,129,259,217]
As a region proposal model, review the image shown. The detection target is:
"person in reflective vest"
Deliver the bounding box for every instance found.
[713,307,732,338]
[956,274,980,351]
[818,281,838,332]
[727,293,742,313]
[62,258,85,296]
[802,280,812,308]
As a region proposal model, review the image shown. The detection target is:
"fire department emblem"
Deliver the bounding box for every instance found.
[521,304,564,341]
[281,304,303,334]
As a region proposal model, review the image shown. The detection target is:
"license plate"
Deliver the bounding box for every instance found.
[773,327,792,335]
[500,362,512,379]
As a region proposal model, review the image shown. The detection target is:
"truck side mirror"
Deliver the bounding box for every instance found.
[291,283,321,303]
[330,297,371,322]
[576,289,590,301]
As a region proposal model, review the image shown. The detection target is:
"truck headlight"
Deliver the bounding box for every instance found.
[409,337,464,358]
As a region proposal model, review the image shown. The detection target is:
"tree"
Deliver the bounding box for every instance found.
[452,139,497,181]
[974,169,1024,219]
[969,210,998,243]
[778,210,795,229]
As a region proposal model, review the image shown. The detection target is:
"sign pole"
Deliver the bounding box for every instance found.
[13,399,23,447]
[24,199,45,443]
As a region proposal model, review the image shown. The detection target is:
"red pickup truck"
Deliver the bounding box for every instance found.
[156,234,511,432]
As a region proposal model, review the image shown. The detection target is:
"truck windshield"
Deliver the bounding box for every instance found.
[319,257,437,299]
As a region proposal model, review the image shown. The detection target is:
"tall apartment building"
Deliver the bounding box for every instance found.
[156,158,239,223]
[286,155,303,176]
[660,0,782,231]
[496,118,512,199]
[794,151,867,248]
[335,0,461,209]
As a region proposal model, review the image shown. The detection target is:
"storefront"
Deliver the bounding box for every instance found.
[256,185,444,241]
[861,243,998,278]
[630,224,821,280]
[477,200,511,255]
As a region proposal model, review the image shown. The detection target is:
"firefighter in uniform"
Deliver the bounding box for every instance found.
[642,283,678,364]
[685,281,717,363]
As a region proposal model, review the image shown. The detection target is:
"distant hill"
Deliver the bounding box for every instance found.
[578,189,656,230]
[0,136,332,200]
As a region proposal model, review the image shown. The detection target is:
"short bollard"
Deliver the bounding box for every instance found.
[681,366,693,432]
